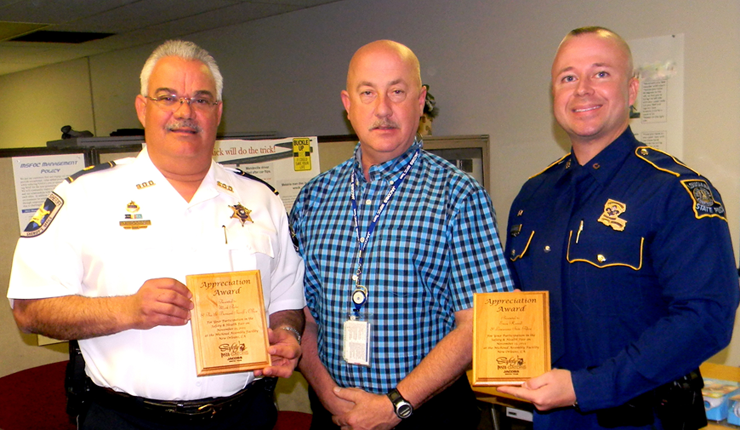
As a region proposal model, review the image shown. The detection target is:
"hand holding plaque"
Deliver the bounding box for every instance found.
[472,291,551,385]
[187,270,271,376]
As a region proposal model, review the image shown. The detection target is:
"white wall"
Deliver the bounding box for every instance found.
[1,0,739,376]
[0,57,95,147]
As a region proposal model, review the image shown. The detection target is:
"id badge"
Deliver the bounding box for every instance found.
[343,316,371,366]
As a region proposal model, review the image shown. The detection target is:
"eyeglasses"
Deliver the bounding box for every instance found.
[145,95,220,111]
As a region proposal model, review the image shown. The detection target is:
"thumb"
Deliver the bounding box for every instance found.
[524,373,549,390]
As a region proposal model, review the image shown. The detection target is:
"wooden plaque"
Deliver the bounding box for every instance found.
[187,270,271,376]
[472,291,550,386]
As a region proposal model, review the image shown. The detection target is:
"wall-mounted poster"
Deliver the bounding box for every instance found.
[12,154,85,235]
[213,137,320,212]
[629,34,685,160]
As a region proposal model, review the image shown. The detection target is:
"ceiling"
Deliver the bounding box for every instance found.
[0,0,341,76]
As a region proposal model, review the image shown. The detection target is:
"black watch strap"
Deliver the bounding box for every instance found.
[387,388,413,419]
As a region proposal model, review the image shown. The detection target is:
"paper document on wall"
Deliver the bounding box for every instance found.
[12,154,85,235]
[213,137,320,212]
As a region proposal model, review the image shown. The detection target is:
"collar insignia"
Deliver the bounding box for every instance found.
[230,203,253,226]
[217,181,234,192]
[598,199,627,231]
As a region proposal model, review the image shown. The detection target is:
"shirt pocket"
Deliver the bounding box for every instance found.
[226,228,275,271]
[224,228,277,306]
[566,229,644,270]
[507,227,535,262]
[567,229,646,318]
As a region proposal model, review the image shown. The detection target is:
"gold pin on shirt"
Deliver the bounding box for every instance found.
[597,199,627,231]
[229,203,253,226]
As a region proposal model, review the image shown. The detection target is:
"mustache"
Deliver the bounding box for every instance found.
[166,120,201,133]
[370,120,399,130]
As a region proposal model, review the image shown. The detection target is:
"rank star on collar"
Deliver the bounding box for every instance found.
[229,203,253,226]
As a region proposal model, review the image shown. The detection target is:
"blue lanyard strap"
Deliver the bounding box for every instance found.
[349,148,420,315]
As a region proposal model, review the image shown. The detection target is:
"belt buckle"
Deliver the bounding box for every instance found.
[196,403,216,416]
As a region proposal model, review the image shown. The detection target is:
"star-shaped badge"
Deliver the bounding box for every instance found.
[229,203,253,226]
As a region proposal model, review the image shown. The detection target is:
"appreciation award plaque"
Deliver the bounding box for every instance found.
[187,270,271,376]
[472,291,550,386]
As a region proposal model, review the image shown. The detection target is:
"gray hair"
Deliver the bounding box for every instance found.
[140,40,224,100]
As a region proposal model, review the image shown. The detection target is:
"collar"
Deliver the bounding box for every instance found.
[135,146,222,205]
[353,138,423,183]
[566,127,638,186]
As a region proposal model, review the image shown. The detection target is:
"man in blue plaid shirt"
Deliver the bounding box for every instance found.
[290,40,513,429]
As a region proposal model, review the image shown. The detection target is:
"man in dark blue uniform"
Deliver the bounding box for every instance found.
[498,26,739,429]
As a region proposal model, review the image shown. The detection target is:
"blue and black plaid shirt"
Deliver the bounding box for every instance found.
[290,139,513,393]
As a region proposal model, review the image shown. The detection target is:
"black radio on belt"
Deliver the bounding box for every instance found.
[65,340,90,423]
[596,368,707,429]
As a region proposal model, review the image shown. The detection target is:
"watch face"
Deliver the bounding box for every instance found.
[352,290,366,305]
[398,403,413,419]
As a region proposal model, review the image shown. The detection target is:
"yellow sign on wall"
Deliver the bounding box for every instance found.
[293,138,312,171]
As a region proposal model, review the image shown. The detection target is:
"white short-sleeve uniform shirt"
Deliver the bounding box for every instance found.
[8,148,305,400]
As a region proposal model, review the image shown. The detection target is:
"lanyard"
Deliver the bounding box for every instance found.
[349,148,420,315]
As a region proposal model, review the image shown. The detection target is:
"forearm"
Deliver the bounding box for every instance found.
[13,295,135,340]
[269,308,305,335]
[573,299,733,411]
[299,307,340,399]
[396,308,473,408]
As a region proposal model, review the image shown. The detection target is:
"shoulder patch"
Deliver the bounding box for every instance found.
[680,179,727,221]
[21,192,64,238]
[635,146,700,178]
[527,154,571,180]
[66,161,116,183]
[233,169,279,196]
[289,223,300,252]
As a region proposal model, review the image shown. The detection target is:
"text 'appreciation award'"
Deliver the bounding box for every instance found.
[473,291,550,385]
[187,270,270,376]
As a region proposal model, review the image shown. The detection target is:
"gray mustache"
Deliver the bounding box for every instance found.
[167,120,202,133]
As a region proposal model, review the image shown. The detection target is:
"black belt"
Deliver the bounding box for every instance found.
[88,377,276,423]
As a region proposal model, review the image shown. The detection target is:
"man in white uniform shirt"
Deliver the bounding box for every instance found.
[7,40,305,430]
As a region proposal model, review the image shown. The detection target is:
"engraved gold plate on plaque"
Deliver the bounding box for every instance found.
[472,291,551,386]
[187,270,271,376]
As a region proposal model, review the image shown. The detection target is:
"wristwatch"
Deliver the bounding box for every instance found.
[387,388,413,419]
[279,326,302,345]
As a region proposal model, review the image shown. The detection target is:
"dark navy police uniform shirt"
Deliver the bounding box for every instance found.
[505,128,739,429]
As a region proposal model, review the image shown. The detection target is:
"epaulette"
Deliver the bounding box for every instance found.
[66,161,116,183]
[634,146,701,178]
[527,153,570,180]
[233,169,280,196]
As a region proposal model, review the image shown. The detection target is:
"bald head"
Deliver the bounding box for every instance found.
[555,26,634,78]
[346,40,422,91]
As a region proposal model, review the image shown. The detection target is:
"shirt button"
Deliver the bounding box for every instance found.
[544,246,551,253]
[365,199,372,205]
[597,254,606,262]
